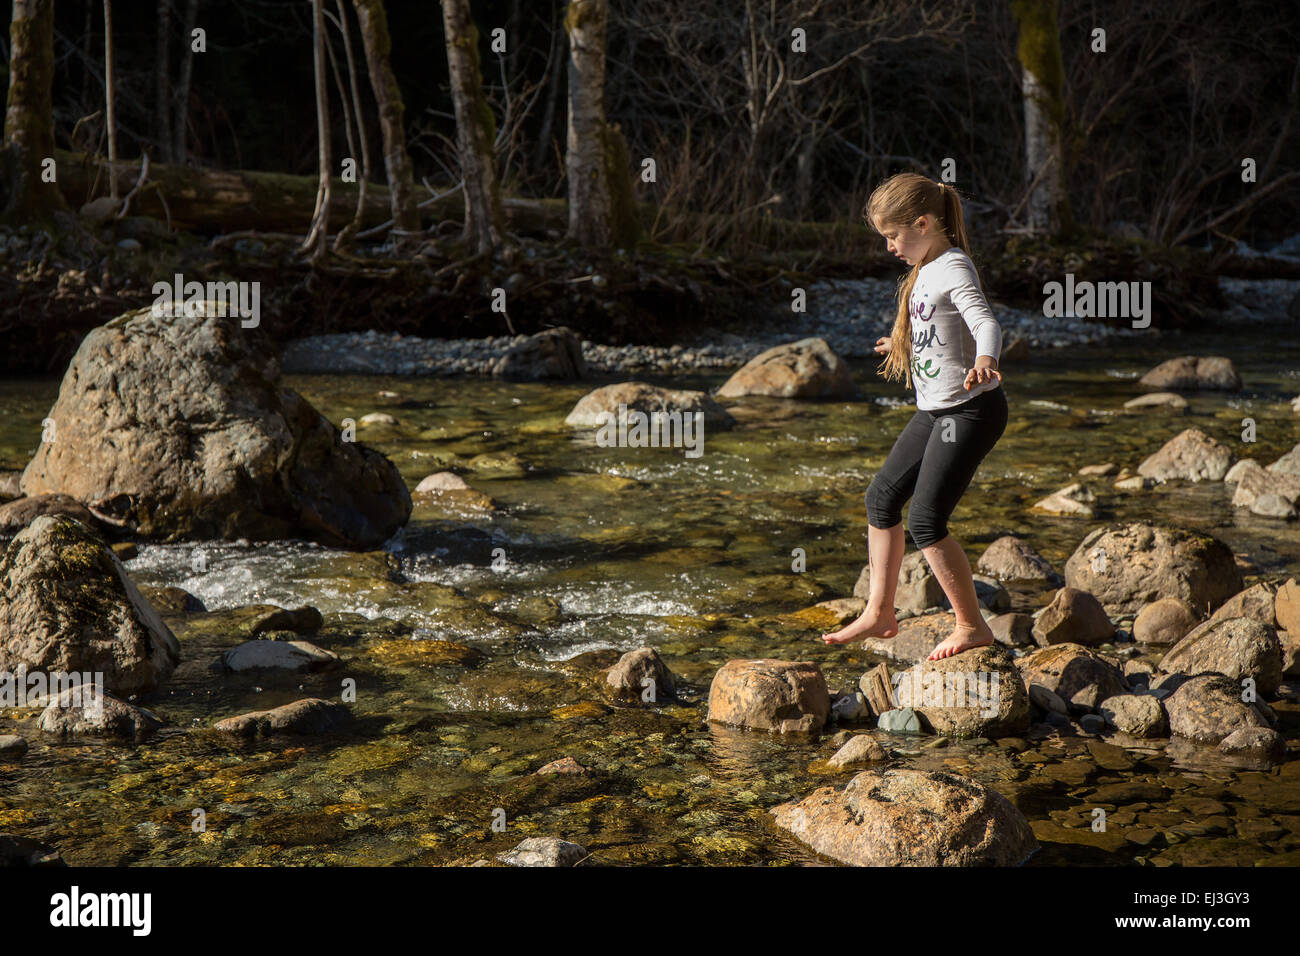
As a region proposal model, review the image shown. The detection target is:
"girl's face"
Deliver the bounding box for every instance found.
[873,215,936,267]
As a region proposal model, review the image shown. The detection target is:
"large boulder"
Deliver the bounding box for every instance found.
[0,516,179,696]
[491,327,586,381]
[20,303,410,549]
[892,645,1030,737]
[1016,644,1127,713]
[1137,356,1241,391]
[716,337,856,399]
[976,536,1060,583]
[564,381,735,429]
[1063,522,1241,616]
[1159,617,1283,697]
[770,769,1037,866]
[707,659,829,734]
[1136,429,1235,482]
[1031,587,1114,647]
[1164,674,1272,745]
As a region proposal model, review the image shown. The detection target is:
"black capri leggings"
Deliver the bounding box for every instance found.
[866,385,1008,549]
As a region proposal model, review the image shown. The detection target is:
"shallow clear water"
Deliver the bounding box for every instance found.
[0,326,1298,866]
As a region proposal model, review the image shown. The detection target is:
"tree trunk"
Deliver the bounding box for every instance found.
[2,0,68,224]
[564,0,638,248]
[531,21,563,173]
[304,0,332,257]
[1011,0,1072,236]
[332,0,370,247]
[172,0,200,164]
[352,0,421,245]
[154,0,172,162]
[440,0,505,254]
[104,0,119,200]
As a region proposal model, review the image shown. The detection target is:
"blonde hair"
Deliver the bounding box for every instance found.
[864,173,975,388]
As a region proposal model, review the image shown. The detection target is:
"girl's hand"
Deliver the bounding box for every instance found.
[963,365,1002,390]
[873,336,891,355]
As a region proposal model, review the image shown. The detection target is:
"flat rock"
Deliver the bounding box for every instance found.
[1123,392,1188,412]
[535,757,587,775]
[214,698,351,738]
[219,639,340,673]
[770,769,1038,866]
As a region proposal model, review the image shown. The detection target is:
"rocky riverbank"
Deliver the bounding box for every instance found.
[280,276,1300,377]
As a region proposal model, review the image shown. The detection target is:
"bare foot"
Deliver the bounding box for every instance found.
[926,621,995,661]
[822,605,899,645]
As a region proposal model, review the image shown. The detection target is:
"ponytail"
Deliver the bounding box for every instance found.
[867,174,980,388]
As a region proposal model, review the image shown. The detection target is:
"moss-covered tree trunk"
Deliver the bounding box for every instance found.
[3,0,68,225]
[353,0,421,246]
[440,0,505,254]
[1011,0,1073,236]
[564,0,639,248]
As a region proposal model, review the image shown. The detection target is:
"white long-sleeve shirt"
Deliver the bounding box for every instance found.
[906,246,1003,411]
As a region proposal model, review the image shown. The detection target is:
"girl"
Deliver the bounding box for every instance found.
[822,173,1007,661]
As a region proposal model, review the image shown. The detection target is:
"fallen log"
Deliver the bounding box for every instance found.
[54,150,569,237]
